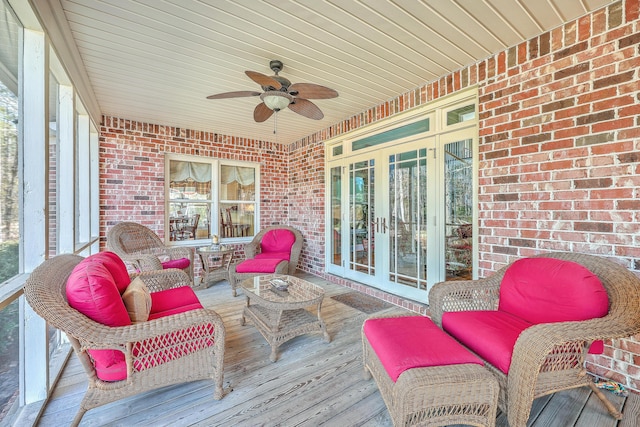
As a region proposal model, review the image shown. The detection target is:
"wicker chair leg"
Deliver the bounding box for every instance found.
[214,383,224,400]
[71,408,87,427]
[588,381,623,420]
[363,366,372,380]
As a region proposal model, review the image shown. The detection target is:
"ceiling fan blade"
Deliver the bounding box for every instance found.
[254,102,274,122]
[206,91,261,99]
[289,98,324,120]
[289,83,338,99]
[245,71,282,90]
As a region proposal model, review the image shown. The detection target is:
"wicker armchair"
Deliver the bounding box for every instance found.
[107,221,194,283]
[229,225,303,296]
[23,254,226,427]
[429,252,640,427]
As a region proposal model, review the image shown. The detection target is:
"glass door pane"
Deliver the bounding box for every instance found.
[349,159,374,276]
[330,166,342,267]
[388,148,428,292]
[444,139,473,281]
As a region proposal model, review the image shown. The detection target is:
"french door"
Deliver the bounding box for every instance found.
[327,125,476,303]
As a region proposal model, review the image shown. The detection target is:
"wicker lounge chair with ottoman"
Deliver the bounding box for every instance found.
[362,314,499,427]
[229,225,303,296]
[429,252,640,427]
[23,252,226,426]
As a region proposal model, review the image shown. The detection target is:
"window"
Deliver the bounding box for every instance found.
[219,164,256,239]
[48,72,59,256]
[0,2,102,422]
[0,0,20,276]
[446,104,475,125]
[166,156,258,243]
[0,1,21,420]
[352,119,430,151]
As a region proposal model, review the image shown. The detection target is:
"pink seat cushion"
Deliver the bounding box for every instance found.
[260,229,295,258]
[236,257,286,273]
[254,251,291,261]
[161,257,191,270]
[132,324,215,372]
[137,286,211,372]
[66,252,133,381]
[84,287,206,380]
[499,257,609,324]
[443,310,532,374]
[363,316,483,382]
[148,286,203,320]
[104,287,208,377]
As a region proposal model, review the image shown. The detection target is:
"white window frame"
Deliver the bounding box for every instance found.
[164,154,260,245]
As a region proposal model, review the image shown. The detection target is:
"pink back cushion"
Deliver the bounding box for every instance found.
[260,229,295,257]
[499,257,609,324]
[66,252,132,381]
[99,251,131,293]
[364,316,482,382]
[66,253,131,326]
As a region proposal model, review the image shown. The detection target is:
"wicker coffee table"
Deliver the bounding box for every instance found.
[240,274,330,362]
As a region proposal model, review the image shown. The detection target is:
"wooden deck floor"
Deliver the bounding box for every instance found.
[35,273,639,426]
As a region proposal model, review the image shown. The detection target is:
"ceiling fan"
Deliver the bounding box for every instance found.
[206,60,338,122]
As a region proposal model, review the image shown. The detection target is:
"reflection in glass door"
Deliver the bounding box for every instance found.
[388,148,429,292]
[329,166,342,267]
[349,159,375,277]
[444,139,474,280]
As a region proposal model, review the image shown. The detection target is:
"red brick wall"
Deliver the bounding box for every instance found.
[289,0,640,392]
[99,117,290,277]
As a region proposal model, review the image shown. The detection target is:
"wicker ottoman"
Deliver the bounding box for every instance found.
[362,316,499,427]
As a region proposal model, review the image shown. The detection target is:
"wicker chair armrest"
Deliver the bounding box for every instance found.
[505,316,631,427]
[131,268,191,292]
[243,241,260,258]
[166,246,193,261]
[364,312,417,323]
[505,324,570,427]
[428,277,502,326]
[119,253,164,271]
[532,315,640,347]
[75,308,225,353]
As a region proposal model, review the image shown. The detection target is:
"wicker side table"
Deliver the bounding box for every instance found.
[196,246,234,287]
[362,318,499,427]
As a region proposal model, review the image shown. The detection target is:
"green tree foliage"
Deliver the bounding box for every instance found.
[0,241,18,361]
[0,83,19,242]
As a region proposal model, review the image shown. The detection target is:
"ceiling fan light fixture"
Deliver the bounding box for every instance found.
[261,90,292,111]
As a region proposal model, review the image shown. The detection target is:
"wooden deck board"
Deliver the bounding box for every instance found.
[529,387,588,427]
[36,276,640,427]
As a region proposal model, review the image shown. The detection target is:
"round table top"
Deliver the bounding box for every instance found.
[197,245,234,254]
[241,274,324,306]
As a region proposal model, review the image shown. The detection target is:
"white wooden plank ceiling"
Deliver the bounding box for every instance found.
[55,0,614,144]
